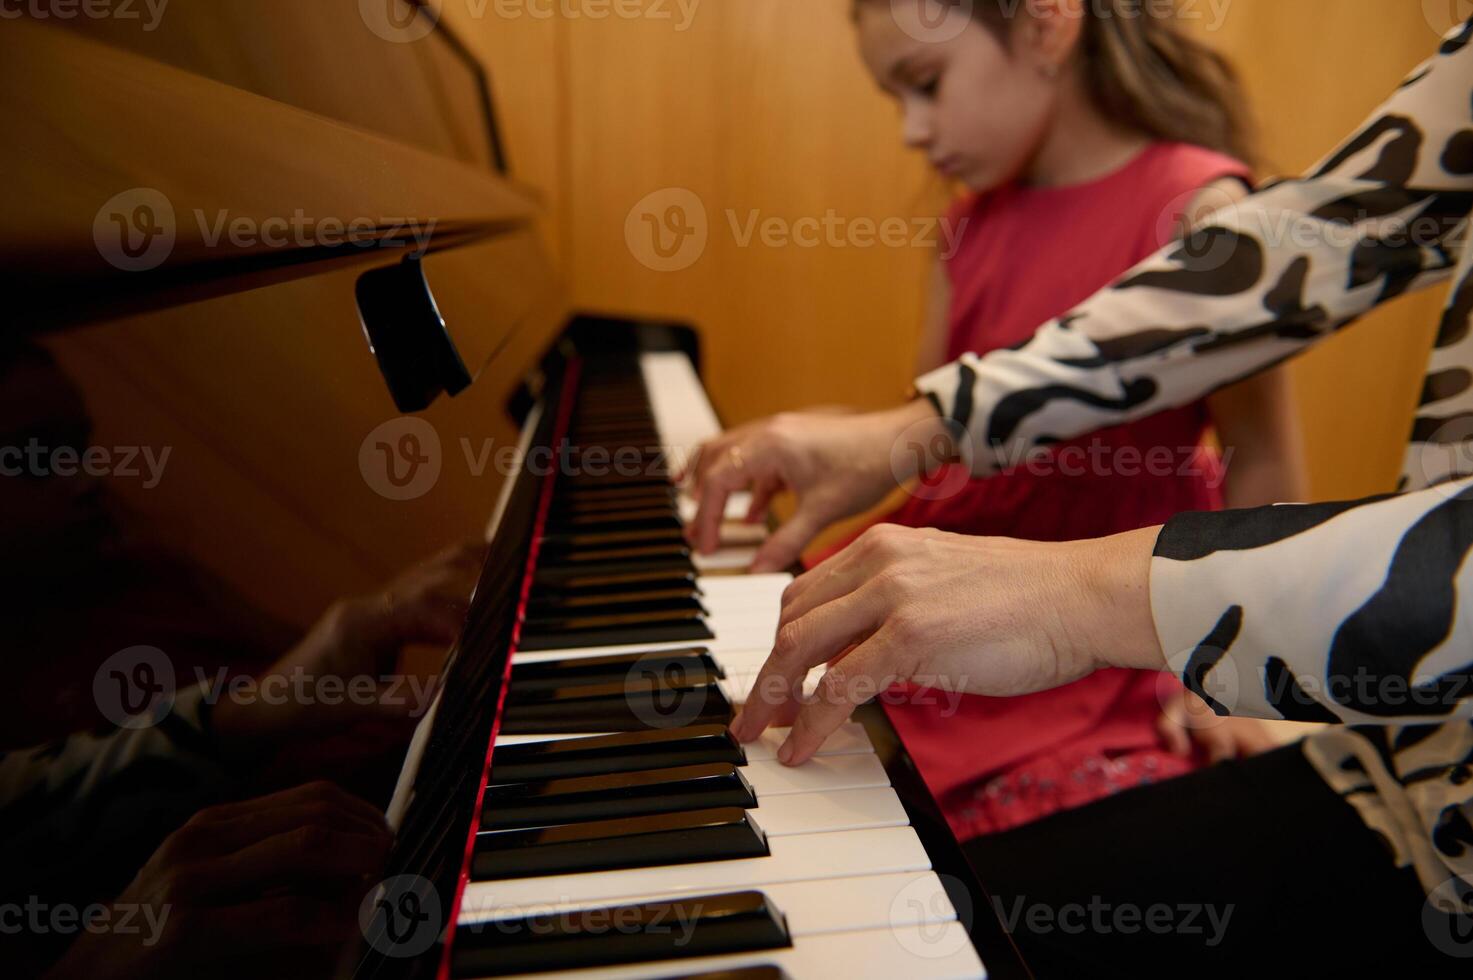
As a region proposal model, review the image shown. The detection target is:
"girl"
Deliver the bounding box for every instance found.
[823,0,1301,840]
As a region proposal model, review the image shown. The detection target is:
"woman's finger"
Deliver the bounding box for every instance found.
[688,432,735,494]
[732,585,883,743]
[748,508,824,574]
[689,454,755,554]
[778,633,899,766]
[744,476,782,524]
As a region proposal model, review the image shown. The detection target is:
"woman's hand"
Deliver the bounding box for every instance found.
[1157,687,1280,763]
[729,523,1165,765]
[685,401,952,572]
[45,782,391,980]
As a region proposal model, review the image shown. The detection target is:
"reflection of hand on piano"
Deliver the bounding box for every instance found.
[684,400,952,573]
[46,782,390,980]
[209,539,486,777]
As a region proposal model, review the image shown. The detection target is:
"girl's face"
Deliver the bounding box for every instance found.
[857,0,1062,191]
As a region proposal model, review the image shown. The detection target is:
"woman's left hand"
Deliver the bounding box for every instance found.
[729,523,1165,765]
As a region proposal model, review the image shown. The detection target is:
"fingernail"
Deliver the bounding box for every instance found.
[777,740,795,765]
[728,709,745,740]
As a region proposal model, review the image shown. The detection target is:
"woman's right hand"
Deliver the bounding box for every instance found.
[685,400,954,572]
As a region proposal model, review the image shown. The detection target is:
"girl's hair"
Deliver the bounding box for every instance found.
[861,0,1258,170]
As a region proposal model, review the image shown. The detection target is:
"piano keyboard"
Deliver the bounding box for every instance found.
[373,327,1003,980]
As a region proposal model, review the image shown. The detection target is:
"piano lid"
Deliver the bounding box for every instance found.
[0,5,544,392]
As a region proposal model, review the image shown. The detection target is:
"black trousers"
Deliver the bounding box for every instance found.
[964,743,1468,978]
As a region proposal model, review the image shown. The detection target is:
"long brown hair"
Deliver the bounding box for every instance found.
[862,0,1258,171]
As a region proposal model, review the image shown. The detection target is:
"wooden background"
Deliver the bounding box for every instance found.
[35,1,1458,629]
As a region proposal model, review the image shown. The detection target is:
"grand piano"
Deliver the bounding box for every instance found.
[4,4,1031,977]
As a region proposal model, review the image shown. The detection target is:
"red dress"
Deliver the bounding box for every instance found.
[814,143,1252,841]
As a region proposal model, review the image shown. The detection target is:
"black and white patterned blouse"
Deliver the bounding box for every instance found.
[916,21,1473,906]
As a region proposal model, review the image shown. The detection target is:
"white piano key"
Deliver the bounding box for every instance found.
[753,787,907,836]
[640,350,721,451]
[479,920,986,980]
[698,573,792,597]
[745,754,890,796]
[457,870,957,939]
[480,785,904,842]
[513,630,775,665]
[692,547,761,572]
[460,826,932,911]
[491,722,874,758]
[677,492,755,526]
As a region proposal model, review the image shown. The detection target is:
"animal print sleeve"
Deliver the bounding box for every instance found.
[914,21,1473,475]
[1150,479,1473,724]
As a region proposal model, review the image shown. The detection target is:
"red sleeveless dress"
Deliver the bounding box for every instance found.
[813,143,1252,841]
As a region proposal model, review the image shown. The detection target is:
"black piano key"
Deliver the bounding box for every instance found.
[509,648,724,692]
[471,807,768,880]
[654,969,790,980]
[480,762,756,829]
[490,725,745,782]
[527,586,701,615]
[533,555,697,587]
[532,570,699,599]
[555,484,675,505]
[451,892,790,978]
[517,617,715,653]
[545,509,682,530]
[525,595,704,621]
[500,680,732,734]
[524,601,707,630]
[539,527,688,550]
